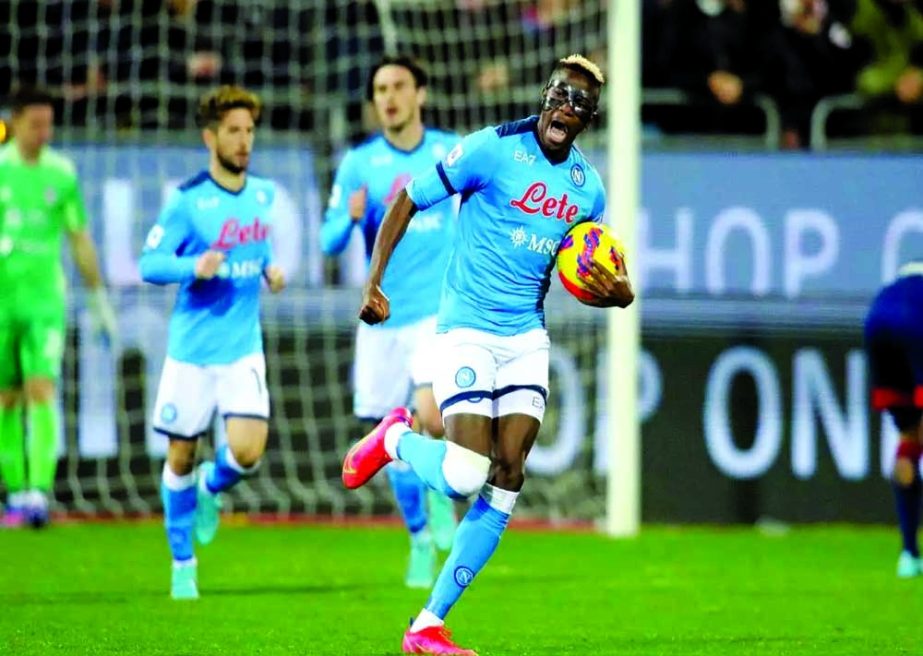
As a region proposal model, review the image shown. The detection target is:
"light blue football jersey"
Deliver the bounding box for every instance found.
[407,116,607,335]
[139,171,275,365]
[321,128,460,328]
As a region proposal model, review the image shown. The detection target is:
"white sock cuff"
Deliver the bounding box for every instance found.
[384,422,412,460]
[224,448,259,474]
[442,442,491,497]
[480,483,518,515]
[410,608,444,633]
[162,463,196,491]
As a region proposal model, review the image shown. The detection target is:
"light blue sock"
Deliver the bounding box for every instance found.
[386,462,428,534]
[161,466,196,563]
[206,445,249,493]
[425,486,516,619]
[395,432,465,500]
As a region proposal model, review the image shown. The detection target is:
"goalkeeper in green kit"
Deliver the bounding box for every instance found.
[0,87,118,528]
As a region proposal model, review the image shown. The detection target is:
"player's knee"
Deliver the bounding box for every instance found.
[24,379,55,404]
[894,441,923,486]
[441,441,490,498]
[230,443,264,470]
[492,456,526,492]
[166,442,197,476]
[895,458,917,487]
[0,390,22,409]
[417,410,444,439]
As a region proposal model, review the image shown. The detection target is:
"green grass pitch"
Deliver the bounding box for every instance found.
[1,521,921,655]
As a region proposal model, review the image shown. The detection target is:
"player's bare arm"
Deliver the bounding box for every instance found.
[580,260,634,308]
[359,188,418,325]
[67,229,104,288]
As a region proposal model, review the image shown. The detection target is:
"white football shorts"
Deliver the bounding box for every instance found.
[432,328,550,423]
[152,352,269,439]
[353,315,439,420]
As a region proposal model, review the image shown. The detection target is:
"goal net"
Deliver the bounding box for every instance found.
[2,0,611,521]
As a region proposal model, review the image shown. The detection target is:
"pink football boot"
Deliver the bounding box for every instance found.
[402,625,478,656]
[342,407,412,489]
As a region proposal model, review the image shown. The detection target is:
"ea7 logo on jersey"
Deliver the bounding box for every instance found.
[513,150,535,166]
[510,182,580,223]
[196,196,220,210]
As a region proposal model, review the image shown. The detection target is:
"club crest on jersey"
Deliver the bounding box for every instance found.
[44,187,57,205]
[571,164,585,187]
[256,190,268,205]
[212,217,270,249]
[510,182,579,223]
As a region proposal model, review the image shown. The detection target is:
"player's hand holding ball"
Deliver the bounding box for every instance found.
[264,265,286,293]
[557,222,634,308]
[359,281,390,325]
[195,250,226,280]
[580,260,633,308]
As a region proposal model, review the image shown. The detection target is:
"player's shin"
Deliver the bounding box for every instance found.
[389,427,489,500]
[0,404,25,497]
[26,402,58,493]
[205,444,258,493]
[161,463,197,563]
[893,440,923,560]
[414,484,517,630]
[387,461,428,534]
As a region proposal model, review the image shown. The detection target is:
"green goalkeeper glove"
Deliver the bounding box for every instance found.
[87,287,120,349]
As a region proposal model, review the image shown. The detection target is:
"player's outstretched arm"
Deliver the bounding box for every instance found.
[359,188,418,325]
[580,260,635,309]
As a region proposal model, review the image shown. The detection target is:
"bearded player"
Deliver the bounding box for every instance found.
[140,85,285,600]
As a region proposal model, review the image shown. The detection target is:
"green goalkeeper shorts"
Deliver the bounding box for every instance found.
[0,307,66,389]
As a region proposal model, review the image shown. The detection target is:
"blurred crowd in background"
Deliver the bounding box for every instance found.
[2,0,923,149]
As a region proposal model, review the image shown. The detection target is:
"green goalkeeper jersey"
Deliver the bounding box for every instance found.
[0,141,88,311]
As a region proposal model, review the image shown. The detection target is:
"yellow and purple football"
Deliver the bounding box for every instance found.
[556,222,627,301]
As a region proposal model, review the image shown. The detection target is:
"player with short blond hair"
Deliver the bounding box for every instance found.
[140,84,285,600]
